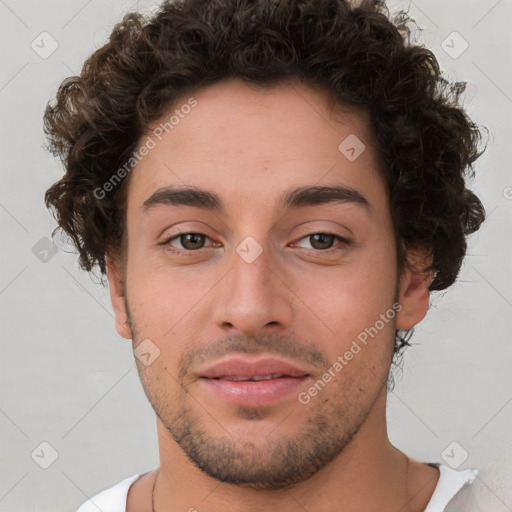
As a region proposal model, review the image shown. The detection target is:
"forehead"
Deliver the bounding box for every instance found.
[126,77,384,217]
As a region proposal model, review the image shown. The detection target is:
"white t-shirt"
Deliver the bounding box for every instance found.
[75,463,478,512]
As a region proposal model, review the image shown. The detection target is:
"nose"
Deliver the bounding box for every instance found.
[213,239,294,337]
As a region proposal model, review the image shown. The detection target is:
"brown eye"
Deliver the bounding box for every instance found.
[177,233,206,250]
[308,233,336,250]
[160,232,213,252]
[293,232,351,252]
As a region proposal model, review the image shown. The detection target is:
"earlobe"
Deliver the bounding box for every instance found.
[396,248,433,331]
[105,254,132,339]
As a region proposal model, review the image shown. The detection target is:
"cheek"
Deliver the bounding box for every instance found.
[126,248,215,342]
[291,240,397,343]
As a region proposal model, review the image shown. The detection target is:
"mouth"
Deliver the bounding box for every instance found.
[197,357,311,407]
[208,373,295,381]
[199,375,310,407]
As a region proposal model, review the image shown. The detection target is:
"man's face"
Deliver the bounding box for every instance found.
[108,78,422,489]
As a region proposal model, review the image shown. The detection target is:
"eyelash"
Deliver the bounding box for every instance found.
[159,231,351,256]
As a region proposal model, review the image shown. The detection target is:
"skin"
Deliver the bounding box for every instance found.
[106,77,439,511]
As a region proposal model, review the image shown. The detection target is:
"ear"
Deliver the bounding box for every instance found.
[105,254,132,339]
[396,246,434,331]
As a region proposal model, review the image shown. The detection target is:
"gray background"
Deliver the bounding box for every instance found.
[1,0,511,510]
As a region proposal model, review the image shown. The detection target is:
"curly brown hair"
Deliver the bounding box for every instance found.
[43,0,486,356]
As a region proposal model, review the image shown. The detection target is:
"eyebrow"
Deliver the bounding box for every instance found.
[142,184,373,215]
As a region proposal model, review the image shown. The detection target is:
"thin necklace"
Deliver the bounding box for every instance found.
[151,468,159,512]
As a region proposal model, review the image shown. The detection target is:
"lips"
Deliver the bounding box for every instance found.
[197,357,311,407]
[198,357,310,380]
[217,374,287,381]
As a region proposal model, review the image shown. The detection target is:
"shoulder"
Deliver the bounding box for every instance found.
[424,463,478,512]
[442,464,511,512]
[75,473,144,512]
